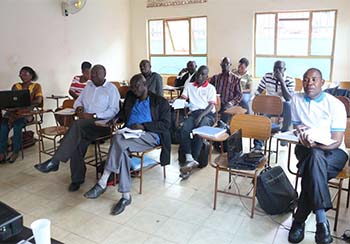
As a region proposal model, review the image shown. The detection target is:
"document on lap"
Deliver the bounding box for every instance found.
[117,127,145,139]
[275,129,337,146]
[171,99,187,109]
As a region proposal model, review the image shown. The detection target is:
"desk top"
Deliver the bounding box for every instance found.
[224,106,247,115]
[273,131,299,143]
[46,95,69,100]
[163,85,183,91]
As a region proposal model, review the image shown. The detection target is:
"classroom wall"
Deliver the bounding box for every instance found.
[0,0,131,108]
[130,0,350,81]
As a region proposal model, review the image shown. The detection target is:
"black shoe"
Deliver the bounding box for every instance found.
[315,221,333,244]
[34,159,59,173]
[68,182,83,192]
[179,160,199,174]
[7,152,19,163]
[84,183,106,199]
[179,172,192,180]
[111,197,132,215]
[288,220,305,243]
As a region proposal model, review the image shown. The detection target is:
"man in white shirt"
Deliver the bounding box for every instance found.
[288,68,348,244]
[34,65,120,192]
[179,65,217,178]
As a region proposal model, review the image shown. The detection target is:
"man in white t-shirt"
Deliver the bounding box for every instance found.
[179,65,217,178]
[288,68,348,244]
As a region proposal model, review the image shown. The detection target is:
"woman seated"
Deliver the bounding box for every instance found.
[68,61,91,99]
[0,66,43,163]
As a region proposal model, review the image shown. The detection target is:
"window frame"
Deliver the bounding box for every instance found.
[254,9,337,81]
[148,16,208,75]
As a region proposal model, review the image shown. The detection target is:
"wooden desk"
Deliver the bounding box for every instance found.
[46,95,69,108]
[224,106,247,115]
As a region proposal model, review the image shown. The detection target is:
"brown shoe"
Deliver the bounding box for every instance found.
[0,153,6,164]
[180,160,199,174]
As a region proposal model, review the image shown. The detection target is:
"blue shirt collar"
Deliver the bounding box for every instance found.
[304,91,325,103]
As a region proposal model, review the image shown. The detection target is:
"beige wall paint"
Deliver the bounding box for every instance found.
[0,0,130,108]
[130,0,350,81]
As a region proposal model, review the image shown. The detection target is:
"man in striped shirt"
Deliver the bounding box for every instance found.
[254,60,295,149]
[211,57,242,123]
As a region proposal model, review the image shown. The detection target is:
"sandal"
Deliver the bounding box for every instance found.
[7,152,19,163]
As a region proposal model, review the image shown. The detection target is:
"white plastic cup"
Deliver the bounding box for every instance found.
[30,219,51,244]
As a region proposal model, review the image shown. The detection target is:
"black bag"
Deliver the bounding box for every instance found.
[178,140,209,168]
[256,166,298,215]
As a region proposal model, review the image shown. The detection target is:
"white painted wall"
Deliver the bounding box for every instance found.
[0,0,131,109]
[130,0,350,81]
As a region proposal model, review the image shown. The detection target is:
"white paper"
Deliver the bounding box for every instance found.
[54,108,75,115]
[305,128,337,146]
[172,99,187,109]
[274,131,299,143]
[117,127,145,139]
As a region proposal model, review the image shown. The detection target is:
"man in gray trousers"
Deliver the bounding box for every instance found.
[84,73,171,215]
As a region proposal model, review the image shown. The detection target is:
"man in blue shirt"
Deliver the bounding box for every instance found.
[84,73,171,215]
[34,65,120,192]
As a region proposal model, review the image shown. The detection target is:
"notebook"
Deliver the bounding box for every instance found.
[227,129,264,170]
[0,90,31,109]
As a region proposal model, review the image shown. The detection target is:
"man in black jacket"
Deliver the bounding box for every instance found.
[84,73,171,215]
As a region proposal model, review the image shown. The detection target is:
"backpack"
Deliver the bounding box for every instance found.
[256,166,298,215]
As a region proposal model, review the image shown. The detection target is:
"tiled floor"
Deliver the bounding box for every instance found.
[0,140,349,244]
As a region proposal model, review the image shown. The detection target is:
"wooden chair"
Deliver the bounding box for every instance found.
[211,114,271,218]
[129,146,166,194]
[252,95,283,164]
[33,110,69,163]
[165,76,178,100]
[295,78,303,93]
[118,86,129,99]
[339,81,350,90]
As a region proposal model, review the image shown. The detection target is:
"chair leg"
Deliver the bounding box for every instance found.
[275,139,279,164]
[334,179,343,232]
[213,167,219,210]
[268,137,272,166]
[251,173,258,218]
[139,168,143,194]
[347,178,350,208]
[163,165,166,179]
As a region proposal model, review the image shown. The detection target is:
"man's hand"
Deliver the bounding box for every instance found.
[77,112,94,119]
[299,132,317,148]
[130,124,144,130]
[179,68,188,76]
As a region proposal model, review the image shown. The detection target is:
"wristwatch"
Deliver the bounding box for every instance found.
[93,113,97,119]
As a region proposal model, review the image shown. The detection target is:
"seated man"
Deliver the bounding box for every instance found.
[174,60,197,87]
[288,68,348,244]
[254,60,295,149]
[139,59,163,97]
[83,74,171,215]
[232,57,253,114]
[211,57,242,123]
[179,65,217,178]
[34,65,120,192]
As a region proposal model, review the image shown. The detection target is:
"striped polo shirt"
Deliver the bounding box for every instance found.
[69,75,87,96]
[257,72,295,101]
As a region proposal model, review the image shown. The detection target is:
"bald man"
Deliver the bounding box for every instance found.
[34,65,120,192]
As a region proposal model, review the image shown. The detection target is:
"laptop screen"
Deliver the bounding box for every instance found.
[0,90,31,109]
[227,128,243,163]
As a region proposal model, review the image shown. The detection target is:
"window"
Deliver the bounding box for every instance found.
[148,17,207,74]
[255,10,336,81]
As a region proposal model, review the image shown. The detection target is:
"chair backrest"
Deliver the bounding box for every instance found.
[167,76,177,86]
[295,78,303,92]
[252,95,283,116]
[339,81,350,90]
[62,99,75,109]
[118,86,129,99]
[345,119,350,149]
[336,96,350,117]
[111,81,121,89]
[230,114,271,141]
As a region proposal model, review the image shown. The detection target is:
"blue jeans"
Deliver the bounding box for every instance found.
[240,93,251,114]
[180,110,215,160]
[0,118,26,154]
[254,101,291,149]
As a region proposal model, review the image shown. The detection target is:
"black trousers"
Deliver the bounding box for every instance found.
[294,145,348,222]
[53,119,110,184]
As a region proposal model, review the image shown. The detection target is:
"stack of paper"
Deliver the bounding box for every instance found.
[117,127,145,139]
[172,99,187,109]
[54,108,75,115]
[192,126,226,138]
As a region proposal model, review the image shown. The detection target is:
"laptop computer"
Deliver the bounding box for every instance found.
[227,129,264,170]
[0,90,31,109]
